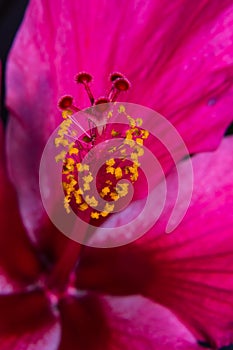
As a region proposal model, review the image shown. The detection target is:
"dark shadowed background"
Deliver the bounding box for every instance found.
[0,0,28,125]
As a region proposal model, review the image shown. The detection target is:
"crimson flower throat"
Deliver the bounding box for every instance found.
[55,73,149,224]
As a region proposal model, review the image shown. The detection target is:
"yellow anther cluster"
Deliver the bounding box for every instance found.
[110,192,119,200]
[85,195,98,207]
[136,118,143,126]
[62,110,72,119]
[63,158,75,174]
[55,117,79,163]
[118,105,126,113]
[63,176,77,195]
[124,139,135,147]
[74,190,82,204]
[90,202,115,219]
[77,163,90,172]
[79,203,88,211]
[105,159,123,180]
[136,138,143,146]
[106,166,115,175]
[55,138,69,147]
[64,196,71,213]
[107,111,113,118]
[82,173,93,184]
[116,183,129,197]
[106,158,115,166]
[69,147,79,155]
[141,130,149,139]
[115,167,122,180]
[55,150,67,163]
[111,129,119,137]
[56,103,150,220]
[100,186,111,197]
[63,176,78,213]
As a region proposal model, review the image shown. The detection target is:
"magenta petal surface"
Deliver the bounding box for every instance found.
[6,0,233,242]
[77,136,233,348]
[58,293,201,350]
[0,290,60,350]
[0,123,41,291]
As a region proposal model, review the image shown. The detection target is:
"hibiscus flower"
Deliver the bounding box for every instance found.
[2,0,233,349]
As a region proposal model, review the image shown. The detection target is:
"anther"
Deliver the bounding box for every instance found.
[58,95,80,112]
[75,72,95,105]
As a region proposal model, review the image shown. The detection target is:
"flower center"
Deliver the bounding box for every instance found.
[55,73,149,224]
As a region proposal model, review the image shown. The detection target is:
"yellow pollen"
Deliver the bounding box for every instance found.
[100,186,111,197]
[55,150,67,163]
[131,152,139,162]
[85,195,98,207]
[83,183,90,191]
[91,212,100,219]
[69,147,79,155]
[136,118,143,126]
[136,138,143,146]
[124,139,135,147]
[65,158,75,170]
[132,128,140,136]
[110,192,119,201]
[79,203,88,211]
[101,211,109,217]
[77,163,90,172]
[116,183,129,197]
[118,105,126,113]
[76,188,83,195]
[54,137,69,147]
[106,158,115,167]
[111,129,119,137]
[135,145,144,156]
[105,180,112,185]
[108,146,117,153]
[104,203,115,213]
[64,195,71,213]
[125,130,133,140]
[115,167,122,179]
[57,119,72,138]
[62,110,72,119]
[106,166,115,175]
[74,191,82,204]
[141,129,149,139]
[126,115,136,127]
[82,173,93,183]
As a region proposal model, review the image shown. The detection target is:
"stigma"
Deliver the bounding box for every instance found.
[58,71,130,114]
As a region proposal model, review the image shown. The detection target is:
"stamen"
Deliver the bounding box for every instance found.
[75,72,95,105]
[58,96,80,112]
[108,72,125,100]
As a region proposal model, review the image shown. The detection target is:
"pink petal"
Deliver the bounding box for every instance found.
[0,290,60,350]
[58,293,201,350]
[6,0,233,244]
[77,136,233,348]
[0,123,41,290]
